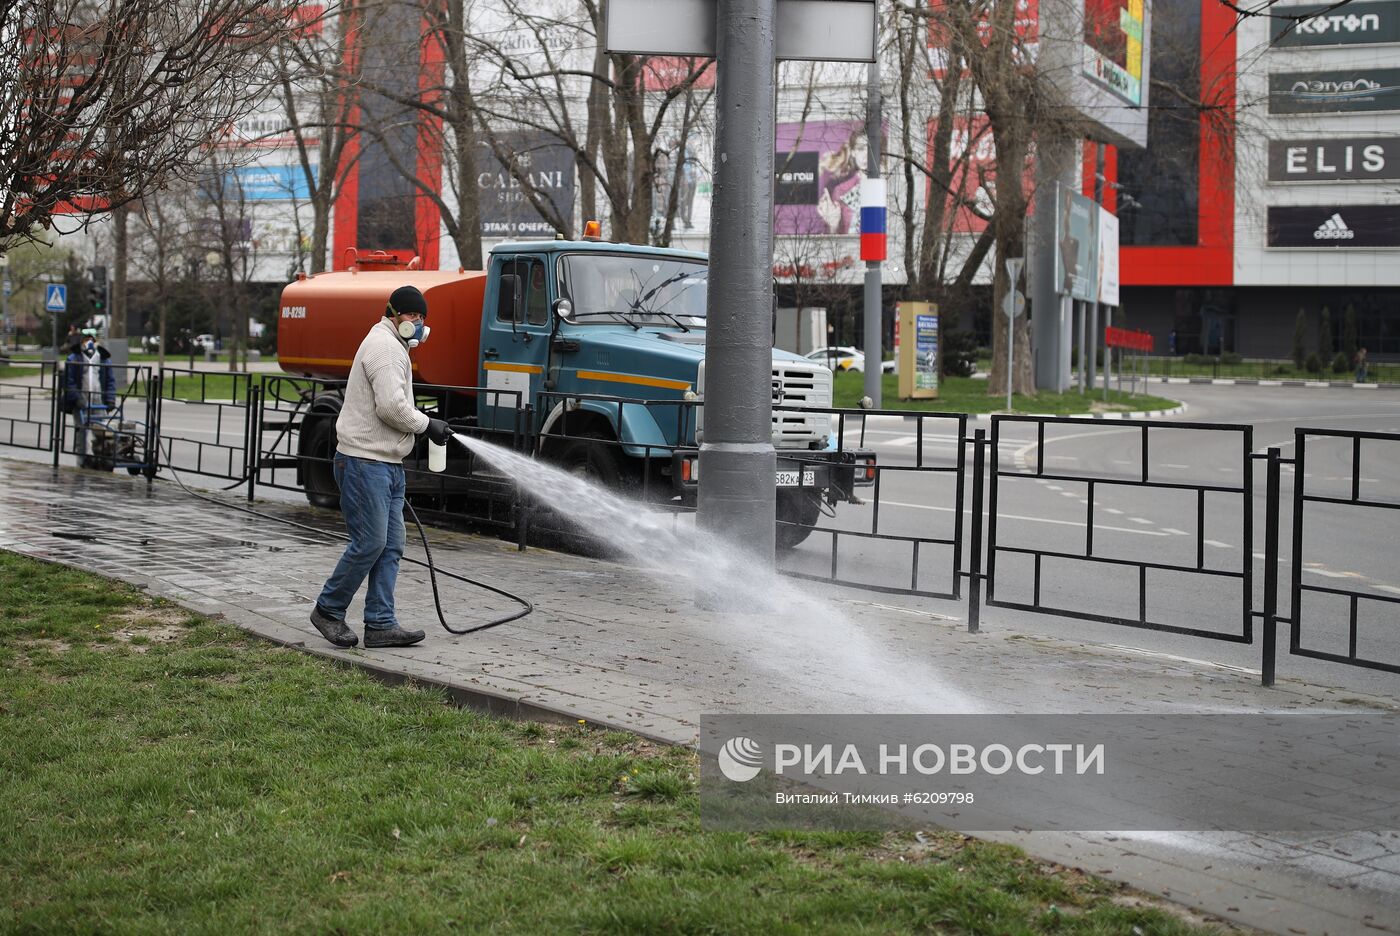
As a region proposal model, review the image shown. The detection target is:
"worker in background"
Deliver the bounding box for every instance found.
[62,332,115,468]
[309,285,454,649]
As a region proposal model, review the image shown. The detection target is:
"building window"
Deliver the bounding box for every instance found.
[1117,0,1202,248]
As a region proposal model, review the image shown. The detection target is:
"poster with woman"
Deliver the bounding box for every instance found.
[774,120,884,236]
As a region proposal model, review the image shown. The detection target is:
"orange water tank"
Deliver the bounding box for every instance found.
[278,264,488,389]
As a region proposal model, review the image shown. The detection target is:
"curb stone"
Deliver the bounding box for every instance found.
[1153,376,1395,390]
[857,402,1187,429]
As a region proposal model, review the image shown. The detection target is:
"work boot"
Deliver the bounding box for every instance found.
[363,624,426,648]
[310,605,358,648]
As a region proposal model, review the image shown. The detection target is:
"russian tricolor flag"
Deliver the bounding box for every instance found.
[859,178,886,262]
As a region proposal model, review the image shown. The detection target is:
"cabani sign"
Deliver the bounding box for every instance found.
[1269,68,1400,112]
[1267,205,1400,248]
[1271,1,1400,48]
[1268,138,1400,181]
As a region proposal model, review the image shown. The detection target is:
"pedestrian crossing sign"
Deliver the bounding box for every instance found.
[45,284,67,312]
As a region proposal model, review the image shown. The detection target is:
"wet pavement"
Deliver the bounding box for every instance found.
[2,455,1398,936]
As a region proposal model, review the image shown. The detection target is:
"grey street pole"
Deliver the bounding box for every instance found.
[1032,137,1077,392]
[862,58,882,408]
[1076,300,1085,393]
[1088,143,1104,392]
[1006,307,1014,412]
[698,0,779,563]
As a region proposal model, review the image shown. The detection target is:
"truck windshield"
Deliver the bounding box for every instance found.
[557,253,708,328]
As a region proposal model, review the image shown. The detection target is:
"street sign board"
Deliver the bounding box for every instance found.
[1002,290,1026,319]
[45,284,67,312]
[1005,257,1024,287]
[604,0,877,62]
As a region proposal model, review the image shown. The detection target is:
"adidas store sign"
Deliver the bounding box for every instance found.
[1269,205,1400,248]
[1313,213,1356,240]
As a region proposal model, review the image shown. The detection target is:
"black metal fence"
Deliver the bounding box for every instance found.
[983,416,1255,642]
[2,362,1397,686]
[1286,429,1400,675]
[0,360,57,452]
[778,409,967,599]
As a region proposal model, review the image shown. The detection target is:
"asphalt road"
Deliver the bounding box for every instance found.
[780,383,1400,697]
[3,375,1398,695]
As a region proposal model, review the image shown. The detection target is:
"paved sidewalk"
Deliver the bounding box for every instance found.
[1,456,1397,935]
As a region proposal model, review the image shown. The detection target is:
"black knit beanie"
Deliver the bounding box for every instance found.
[386,285,428,319]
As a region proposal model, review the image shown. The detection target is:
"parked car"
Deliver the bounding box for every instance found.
[803,346,896,374]
[805,346,864,372]
[194,334,216,351]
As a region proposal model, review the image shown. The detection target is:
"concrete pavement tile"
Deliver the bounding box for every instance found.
[1365,852,1400,874]
[1346,869,1400,898]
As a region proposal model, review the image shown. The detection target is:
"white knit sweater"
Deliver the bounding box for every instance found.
[335,319,430,463]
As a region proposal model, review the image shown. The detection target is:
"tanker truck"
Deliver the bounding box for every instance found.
[276,234,875,549]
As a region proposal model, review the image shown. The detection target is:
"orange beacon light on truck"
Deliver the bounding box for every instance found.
[582,220,602,241]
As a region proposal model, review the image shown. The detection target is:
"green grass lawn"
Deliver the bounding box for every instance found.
[0,552,1221,935]
[835,372,1179,416]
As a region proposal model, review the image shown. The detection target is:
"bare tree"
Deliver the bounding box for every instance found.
[275,2,364,273]
[0,0,299,253]
[467,0,715,245]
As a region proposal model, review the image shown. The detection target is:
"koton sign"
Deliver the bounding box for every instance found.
[1268,138,1399,181]
[1271,1,1400,47]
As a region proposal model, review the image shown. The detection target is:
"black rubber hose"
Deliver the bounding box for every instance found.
[153,440,534,634]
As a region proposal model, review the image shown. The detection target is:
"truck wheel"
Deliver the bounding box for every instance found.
[300,413,340,510]
[776,490,822,551]
[557,432,639,493]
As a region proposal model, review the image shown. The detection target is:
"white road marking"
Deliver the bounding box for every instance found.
[1059,491,1078,498]
[1130,517,1154,525]
[1376,585,1400,596]
[1104,508,1124,515]
[1045,455,1078,461]
[1047,485,1063,491]
[876,500,1171,536]
[1305,567,1354,579]
[1164,463,1190,469]
[1203,539,1233,549]
[1162,528,1188,535]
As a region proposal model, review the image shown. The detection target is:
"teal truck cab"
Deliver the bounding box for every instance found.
[278,237,875,548]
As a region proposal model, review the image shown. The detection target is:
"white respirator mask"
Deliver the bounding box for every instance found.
[397,319,430,348]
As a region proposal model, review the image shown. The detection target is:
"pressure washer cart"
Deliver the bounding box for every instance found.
[79,404,150,475]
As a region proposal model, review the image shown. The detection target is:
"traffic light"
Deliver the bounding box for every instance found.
[88,265,107,312]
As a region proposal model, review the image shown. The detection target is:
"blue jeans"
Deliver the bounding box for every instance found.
[316,453,407,630]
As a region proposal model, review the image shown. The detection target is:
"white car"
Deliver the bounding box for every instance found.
[805,346,864,372]
[804,346,896,374]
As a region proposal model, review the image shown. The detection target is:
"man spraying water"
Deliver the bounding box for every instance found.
[309,285,454,649]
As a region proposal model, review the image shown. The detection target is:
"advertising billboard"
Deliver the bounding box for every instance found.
[1267,138,1400,181]
[1267,205,1400,248]
[774,120,884,236]
[1055,185,1100,301]
[1269,68,1400,113]
[1083,0,1147,106]
[926,114,997,234]
[927,0,1039,79]
[1097,207,1120,304]
[229,165,316,201]
[478,133,575,238]
[1270,1,1400,48]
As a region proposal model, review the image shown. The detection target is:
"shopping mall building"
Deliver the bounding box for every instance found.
[1116,0,1400,358]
